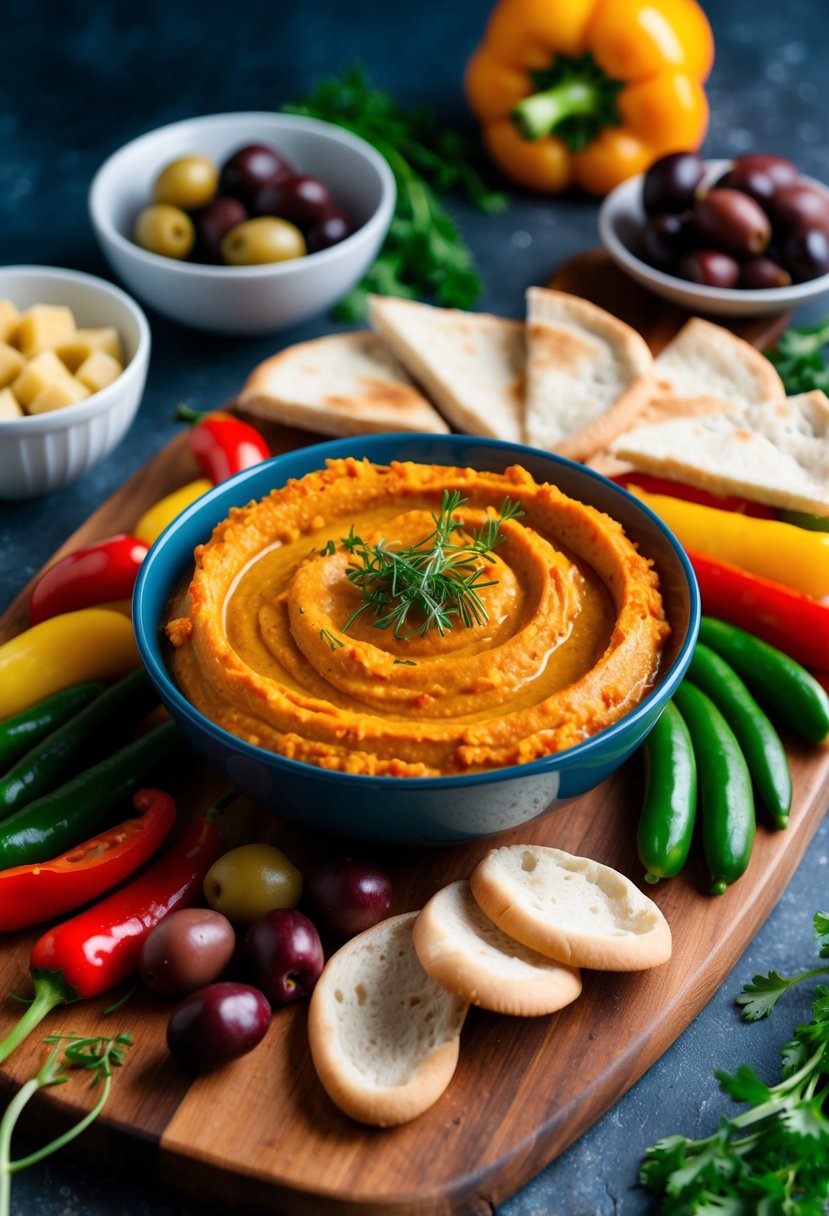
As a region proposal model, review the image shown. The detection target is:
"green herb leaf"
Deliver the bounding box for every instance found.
[766,318,829,394]
[736,970,795,1020]
[319,628,345,652]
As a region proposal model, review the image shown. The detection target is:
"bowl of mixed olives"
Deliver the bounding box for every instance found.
[89,112,395,334]
[599,152,829,316]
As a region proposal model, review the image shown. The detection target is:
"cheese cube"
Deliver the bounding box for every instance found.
[11,350,73,407]
[75,348,122,393]
[28,377,90,414]
[16,305,76,358]
[0,300,20,346]
[0,342,26,388]
[56,326,124,372]
[0,387,23,420]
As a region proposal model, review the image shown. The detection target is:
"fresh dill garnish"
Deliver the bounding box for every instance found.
[340,490,523,641]
[319,628,345,651]
[319,540,336,556]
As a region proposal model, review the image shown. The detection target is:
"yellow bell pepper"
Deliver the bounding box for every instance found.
[0,608,140,719]
[465,0,714,195]
[134,478,213,546]
[632,489,829,600]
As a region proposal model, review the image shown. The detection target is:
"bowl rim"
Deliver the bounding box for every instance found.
[133,432,701,790]
[598,157,829,307]
[0,264,151,434]
[88,110,397,280]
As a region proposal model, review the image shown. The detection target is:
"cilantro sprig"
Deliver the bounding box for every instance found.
[766,318,829,394]
[639,911,829,1214]
[284,66,508,320]
[340,490,522,640]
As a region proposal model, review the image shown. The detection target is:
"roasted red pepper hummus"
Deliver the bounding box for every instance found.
[166,458,669,777]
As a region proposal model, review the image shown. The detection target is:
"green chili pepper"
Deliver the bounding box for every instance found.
[698,616,829,744]
[778,509,829,533]
[0,721,180,872]
[0,682,105,774]
[687,644,792,830]
[673,681,755,897]
[637,700,697,885]
[0,668,157,820]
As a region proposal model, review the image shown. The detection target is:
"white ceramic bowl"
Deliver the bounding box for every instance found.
[89,112,396,335]
[0,266,150,501]
[599,158,829,317]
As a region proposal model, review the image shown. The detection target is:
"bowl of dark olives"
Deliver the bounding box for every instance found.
[89,112,396,335]
[599,152,829,316]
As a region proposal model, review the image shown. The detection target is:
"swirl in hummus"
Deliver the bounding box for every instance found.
[165,458,670,777]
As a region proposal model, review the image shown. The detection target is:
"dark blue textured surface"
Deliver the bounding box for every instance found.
[1,2,828,1212]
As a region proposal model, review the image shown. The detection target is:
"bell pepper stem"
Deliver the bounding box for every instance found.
[0,975,68,1066]
[514,80,602,140]
[175,402,205,426]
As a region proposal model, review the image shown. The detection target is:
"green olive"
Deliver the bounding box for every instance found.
[203,843,303,924]
[133,203,195,260]
[153,154,218,210]
[220,216,306,265]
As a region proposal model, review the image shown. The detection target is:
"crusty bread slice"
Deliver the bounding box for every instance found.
[413,880,582,1016]
[307,911,468,1127]
[470,846,672,972]
[650,317,785,409]
[368,295,525,443]
[611,390,829,515]
[236,331,449,437]
[523,287,654,460]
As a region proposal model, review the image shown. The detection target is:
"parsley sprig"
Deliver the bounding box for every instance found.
[766,318,829,394]
[340,490,522,640]
[640,911,829,1214]
[284,66,508,320]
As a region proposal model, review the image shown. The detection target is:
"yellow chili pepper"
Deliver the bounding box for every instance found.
[134,478,212,546]
[0,608,140,719]
[632,489,829,600]
[465,0,714,195]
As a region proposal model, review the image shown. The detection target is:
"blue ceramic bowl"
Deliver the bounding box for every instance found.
[133,433,699,845]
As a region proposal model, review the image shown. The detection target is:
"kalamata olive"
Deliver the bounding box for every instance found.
[768,182,829,235]
[243,909,324,1006]
[638,212,692,271]
[167,981,271,1074]
[252,174,333,230]
[692,188,772,257]
[305,859,393,938]
[220,216,306,265]
[642,151,706,216]
[716,154,798,204]
[218,143,295,206]
[139,908,236,997]
[194,196,248,262]
[133,203,196,260]
[153,154,218,211]
[204,842,303,923]
[306,206,354,253]
[676,249,741,288]
[780,225,829,282]
[738,255,792,289]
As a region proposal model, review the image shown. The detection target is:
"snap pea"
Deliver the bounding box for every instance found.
[0,667,158,820]
[687,644,792,830]
[637,700,697,884]
[673,681,755,897]
[0,682,105,774]
[698,616,829,744]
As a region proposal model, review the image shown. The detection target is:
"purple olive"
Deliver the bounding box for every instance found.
[739,255,792,289]
[642,151,705,216]
[692,188,772,257]
[194,196,249,262]
[252,173,334,230]
[780,225,829,282]
[140,908,236,997]
[167,981,271,1073]
[305,859,393,939]
[306,206,354,253]
[218,143,295,207]
[676,249,741,288]
[638,212,692,271]
[243,908,324,1006]
[768,182,829,235]
[716,154,798,204]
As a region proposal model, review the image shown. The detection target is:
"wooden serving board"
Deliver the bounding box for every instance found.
[0,253,824,1216]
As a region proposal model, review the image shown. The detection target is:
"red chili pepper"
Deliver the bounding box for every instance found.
[28,534,149,626]
[177,403,270,483]
[0,792,230,1064]
[688,549,829,672]
[0,788,177,933]
[611,472,776,519]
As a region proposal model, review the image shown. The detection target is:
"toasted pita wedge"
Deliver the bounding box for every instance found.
[611,390,829,515]
[368,295,524,443]
[523,287,654,460]
[236,331,449,437]
[650,317,785,408]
